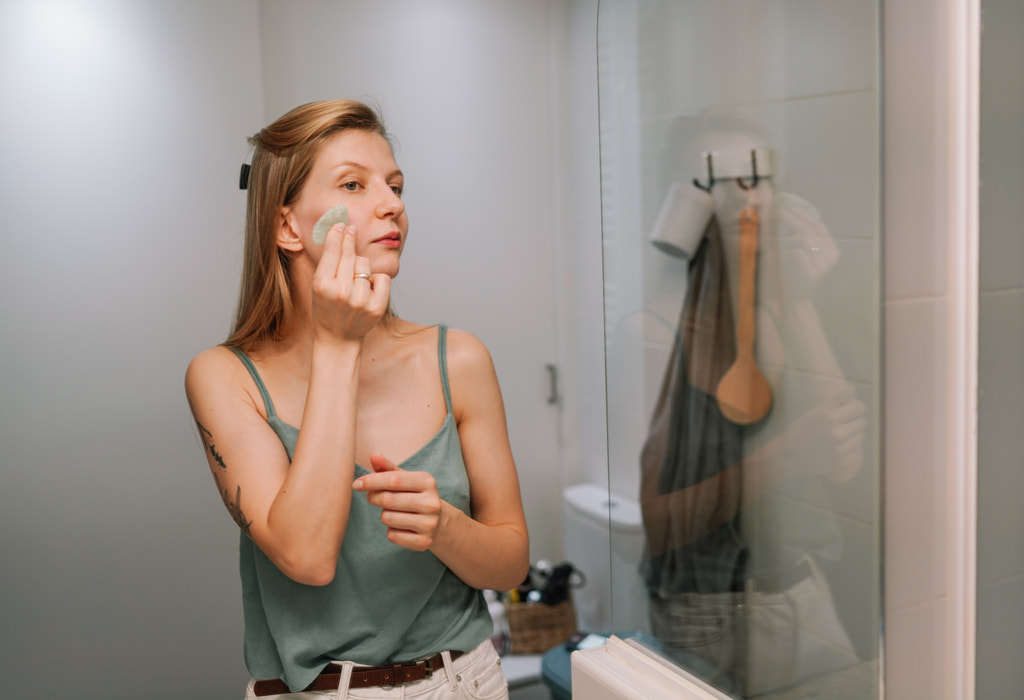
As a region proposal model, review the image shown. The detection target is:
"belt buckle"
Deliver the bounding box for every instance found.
[420,656,438,679]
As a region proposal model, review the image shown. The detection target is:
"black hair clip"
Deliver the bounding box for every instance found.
[239,163,250,190]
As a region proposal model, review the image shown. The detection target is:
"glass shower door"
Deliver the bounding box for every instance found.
[596,1,883,697]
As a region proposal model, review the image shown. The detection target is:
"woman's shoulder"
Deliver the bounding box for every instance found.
[185,344,248,398]
[440,328,503,424]
[388,319,493,372]
[439,327,498,394]
[442,327,491,362]
[187,343,242,372]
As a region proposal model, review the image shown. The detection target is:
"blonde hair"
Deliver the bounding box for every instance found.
[226,99,391,351]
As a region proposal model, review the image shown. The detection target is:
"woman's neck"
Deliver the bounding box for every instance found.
[268,309,395,361]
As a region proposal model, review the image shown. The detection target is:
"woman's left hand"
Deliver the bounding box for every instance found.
[353,453,445,551]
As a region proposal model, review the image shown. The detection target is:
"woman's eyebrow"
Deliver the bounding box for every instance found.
[330,161,366,173]
[329,163,403,180]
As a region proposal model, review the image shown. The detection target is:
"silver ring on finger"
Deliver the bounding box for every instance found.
[353,273,372,281]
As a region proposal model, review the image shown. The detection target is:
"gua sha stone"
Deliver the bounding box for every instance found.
[311,204,349,245]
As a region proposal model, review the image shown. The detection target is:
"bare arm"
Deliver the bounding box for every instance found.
[353,330,530,591]
[185,227,390,586]
[640,390,866,557]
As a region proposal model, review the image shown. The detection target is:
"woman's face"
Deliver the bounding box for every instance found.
[287,129,408,277]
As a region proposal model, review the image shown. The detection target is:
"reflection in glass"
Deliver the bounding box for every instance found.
[598,2,882,698]
[639,179,868,697]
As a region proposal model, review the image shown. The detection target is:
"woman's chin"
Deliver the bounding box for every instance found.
[374,263,399,280]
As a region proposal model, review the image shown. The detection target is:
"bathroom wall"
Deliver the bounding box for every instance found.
[0,1,265,696]
[976,0,1024,695]
[563,0,607,497]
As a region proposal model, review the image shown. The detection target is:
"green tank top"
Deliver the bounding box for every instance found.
[227,326,492,692]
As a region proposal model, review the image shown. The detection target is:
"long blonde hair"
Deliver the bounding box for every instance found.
[226,99,391,351]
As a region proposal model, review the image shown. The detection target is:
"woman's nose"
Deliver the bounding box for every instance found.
[376,185,404,218]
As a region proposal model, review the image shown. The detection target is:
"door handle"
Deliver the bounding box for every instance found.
[546,363,559,405]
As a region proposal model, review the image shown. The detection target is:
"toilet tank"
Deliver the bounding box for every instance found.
[563,483,648,635]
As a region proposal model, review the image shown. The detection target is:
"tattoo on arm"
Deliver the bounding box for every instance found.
[196,421,227,469]
[213,470,254,538]
[196,421,253,537]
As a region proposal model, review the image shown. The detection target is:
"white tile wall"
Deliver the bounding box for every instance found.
[885,600,948,699]
[884,298,950,611]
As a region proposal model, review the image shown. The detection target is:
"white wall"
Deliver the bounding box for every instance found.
[0,1,265,696]
[563,0,606,495]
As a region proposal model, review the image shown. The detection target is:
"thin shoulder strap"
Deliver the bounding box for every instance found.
[437,325,453,414]
[226,345,279,419]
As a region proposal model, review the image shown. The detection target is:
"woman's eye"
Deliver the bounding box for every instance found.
[391,185,403,197]
[342,181,360,192]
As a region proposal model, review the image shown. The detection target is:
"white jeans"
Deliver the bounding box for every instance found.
[651,556,861,695]
[244,640,508,700]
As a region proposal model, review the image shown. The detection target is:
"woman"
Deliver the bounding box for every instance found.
[185,99,529,699]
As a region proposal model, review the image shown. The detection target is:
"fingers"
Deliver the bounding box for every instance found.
[348,249,373,304]
[367,273,391,313]
[327,229,390,311]
[353,257,371,280]
[314,226,358,288]
[352,454,402,491]
[381,524,436,552]
[310,226,389,340]
[353,468,431,496]
[314,225,348,282]
[337,226,359,281]
[369,452,399,472]
[829,396,867,438]
[353,461,442,551]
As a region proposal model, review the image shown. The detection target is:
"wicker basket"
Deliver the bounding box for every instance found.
[505,596,578,654]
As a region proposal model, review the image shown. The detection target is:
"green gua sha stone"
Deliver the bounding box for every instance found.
[312,204,349,245]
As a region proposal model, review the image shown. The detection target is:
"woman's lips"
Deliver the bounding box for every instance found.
[373,232,402,249]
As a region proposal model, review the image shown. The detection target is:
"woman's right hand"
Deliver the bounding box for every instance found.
[770,385,867,484]
[311,226,391,343]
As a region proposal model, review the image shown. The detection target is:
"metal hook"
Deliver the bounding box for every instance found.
[736,150,760,190]
[692,152,715,192]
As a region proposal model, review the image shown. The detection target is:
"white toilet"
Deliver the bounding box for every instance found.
[562,482,648,635]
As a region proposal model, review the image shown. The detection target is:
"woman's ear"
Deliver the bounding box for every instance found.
[277,207,304,252]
